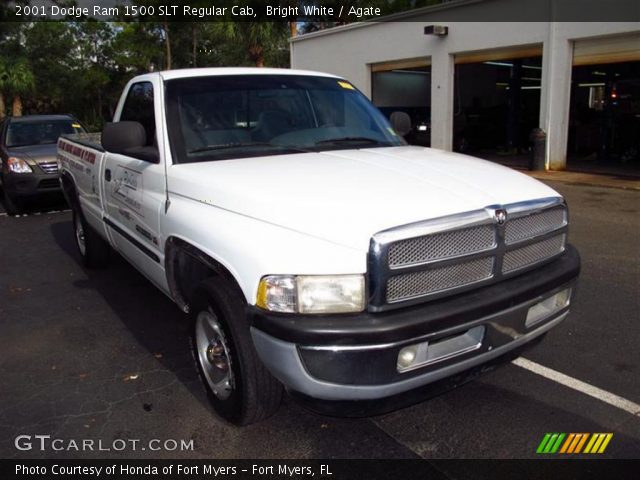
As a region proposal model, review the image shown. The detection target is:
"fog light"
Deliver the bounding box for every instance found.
[526,288,571,327]
[397,326,485,373]
[397,346,418,369]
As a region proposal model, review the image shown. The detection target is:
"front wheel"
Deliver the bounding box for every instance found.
[191,277,282,425]
[2,188,22,216]
[72,209,110,268]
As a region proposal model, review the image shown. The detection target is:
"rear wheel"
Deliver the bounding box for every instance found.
[72,209,110,268]
[191,277,282,425]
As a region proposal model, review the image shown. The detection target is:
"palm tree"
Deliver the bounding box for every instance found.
[217,23,288,68]
[0,58,8,119]
[6,59,35,117]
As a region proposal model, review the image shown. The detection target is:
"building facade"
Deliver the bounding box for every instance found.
[290,1,640,170]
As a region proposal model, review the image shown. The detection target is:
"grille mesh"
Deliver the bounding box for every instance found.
[502,234,566,273]
[39,161,59,174]
[388,225,495,267]
[505,207,566,244]
[386,257,494,302]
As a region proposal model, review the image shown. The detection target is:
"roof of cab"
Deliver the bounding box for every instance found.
[151,67,340,82]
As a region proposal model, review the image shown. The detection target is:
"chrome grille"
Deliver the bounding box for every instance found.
[369,198,569,311]
[502,234,566,273]
[387,257,494,303]
[505,207,566,244]
[39,161,59,174]
[388,225,495,268]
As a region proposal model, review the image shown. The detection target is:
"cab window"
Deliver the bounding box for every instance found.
[120,82,156,146]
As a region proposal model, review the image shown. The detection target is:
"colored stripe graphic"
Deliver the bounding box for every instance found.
[550,433,565,453]
[584,434,599,453]
[567,433,584,453]
[544,433,559,453]
[537,433,613,454]
[584,433,614,453]
[559,433,575,453]
[536,433,552,453]
[573,434,589,453]
[597,433,613,453]
[536,433,565,454]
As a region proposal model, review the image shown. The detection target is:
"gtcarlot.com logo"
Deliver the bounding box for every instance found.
[15,435,194,452]
[536,433,613,454]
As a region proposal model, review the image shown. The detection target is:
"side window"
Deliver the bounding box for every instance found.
[120,82,156,147]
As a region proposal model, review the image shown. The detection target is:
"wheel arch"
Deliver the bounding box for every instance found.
[60,170,80,211]
[165,236,246,314]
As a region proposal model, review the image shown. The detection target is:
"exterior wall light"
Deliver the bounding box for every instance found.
[424,25,448,36]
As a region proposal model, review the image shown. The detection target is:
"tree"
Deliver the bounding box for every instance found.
[74,22,118,126]
[0,59,8,119]
[6,59,35,116]
[215,22,289,68]
[22,21,76,113]
[111,22,165,72]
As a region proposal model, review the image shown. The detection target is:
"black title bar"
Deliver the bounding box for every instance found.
[2,459,640,480]
[2,0,640,23]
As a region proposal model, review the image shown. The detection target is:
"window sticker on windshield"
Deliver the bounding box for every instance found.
[387,127,398,136]
[337,81,355,90]
[72,124,82,129]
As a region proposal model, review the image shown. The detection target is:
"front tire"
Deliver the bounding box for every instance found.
[72,208,110,268]
[191,277,282,425]
[2,188,22,216]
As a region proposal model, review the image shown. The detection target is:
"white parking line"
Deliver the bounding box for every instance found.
[513,357,640,416]
[0,209,70,218]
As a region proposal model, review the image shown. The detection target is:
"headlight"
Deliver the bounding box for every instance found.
[7,157,33,173]
[256,274,365,314]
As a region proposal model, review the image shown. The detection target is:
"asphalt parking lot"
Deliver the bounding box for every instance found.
[0,181,638,460]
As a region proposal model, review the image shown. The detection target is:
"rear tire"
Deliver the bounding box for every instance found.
[72,208,110,268]
[191,277,282,425]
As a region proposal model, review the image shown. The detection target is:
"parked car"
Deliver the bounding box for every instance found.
[0,114,86,214]
[58,68,580,425]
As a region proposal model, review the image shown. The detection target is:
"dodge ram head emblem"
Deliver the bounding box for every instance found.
[494,209,507,225]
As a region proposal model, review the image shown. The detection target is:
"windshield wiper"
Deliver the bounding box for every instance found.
[315,136,392,147]
[189,142,309,154]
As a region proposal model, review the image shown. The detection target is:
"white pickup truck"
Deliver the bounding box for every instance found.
[58,68,580,425]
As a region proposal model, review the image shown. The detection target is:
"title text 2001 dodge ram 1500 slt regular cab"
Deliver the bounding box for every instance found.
[58,68,580,425]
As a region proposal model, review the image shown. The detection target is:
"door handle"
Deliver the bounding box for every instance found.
[105,169,111,182]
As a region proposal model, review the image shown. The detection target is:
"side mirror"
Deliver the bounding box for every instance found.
[102,121,159,163]
[389,111,412,138]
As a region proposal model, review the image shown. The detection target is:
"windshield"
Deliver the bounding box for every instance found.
[165,74,405,163]
[6,119,85,148]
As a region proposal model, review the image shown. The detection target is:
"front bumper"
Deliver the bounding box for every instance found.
[3,171,61,197]
[249,245,580,401]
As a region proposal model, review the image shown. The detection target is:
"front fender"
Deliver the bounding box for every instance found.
[162,194,366,306]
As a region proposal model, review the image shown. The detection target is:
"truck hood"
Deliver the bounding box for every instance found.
[168,146,560,251]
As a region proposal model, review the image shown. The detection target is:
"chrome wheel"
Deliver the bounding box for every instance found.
[195,310,234,400]
[74,213,86,257]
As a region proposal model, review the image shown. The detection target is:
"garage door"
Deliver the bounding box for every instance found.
[371,57,431,73]
[454,45,543,64]
[573,33,640,66]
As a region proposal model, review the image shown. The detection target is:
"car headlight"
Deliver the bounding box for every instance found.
[256,274,365,314]
[7,157,33,173]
